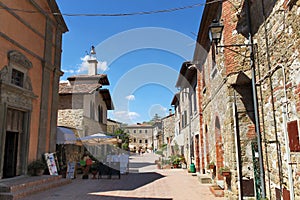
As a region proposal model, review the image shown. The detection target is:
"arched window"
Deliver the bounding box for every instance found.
[98,105,103,123]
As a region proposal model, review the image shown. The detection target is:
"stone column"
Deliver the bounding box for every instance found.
[0,102,7,178]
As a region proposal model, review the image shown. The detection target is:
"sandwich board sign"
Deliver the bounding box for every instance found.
[44,153,58,175]
[66,162,76,179]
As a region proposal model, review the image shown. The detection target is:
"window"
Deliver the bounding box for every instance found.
[11,69,24,87]
[139,139,142,144]
[134,130,136,133]
[98,106,103,123]
[182,113,185,128]
[211,44,217,79]
[193,86,197,113]
[287,120,300,152]
[145,139,148,144]
[133,138,136,143]
[139,130,142,133]
[181,111,187,128]
[145,130,147,133]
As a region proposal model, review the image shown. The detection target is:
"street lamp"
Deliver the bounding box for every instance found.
[208,19,224,45]
[208,19,252,53]
[208,16,266,199]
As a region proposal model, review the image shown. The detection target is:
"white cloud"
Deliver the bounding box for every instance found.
[76,55,90,73]
[148,104,168,119]
[98,61,108,72]
[77,55,109,74]
[125,95,135,101]
[62,69,75,74]
[113,110,140,123]
[128,112,139,117]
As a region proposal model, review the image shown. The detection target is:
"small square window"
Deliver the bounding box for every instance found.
[11,69,24,87]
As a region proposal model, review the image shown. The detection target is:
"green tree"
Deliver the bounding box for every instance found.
[112,128,130,151]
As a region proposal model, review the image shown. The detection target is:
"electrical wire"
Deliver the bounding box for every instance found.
[0,0,223,17]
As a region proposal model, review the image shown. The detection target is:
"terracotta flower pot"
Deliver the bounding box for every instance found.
[221,171,231,177]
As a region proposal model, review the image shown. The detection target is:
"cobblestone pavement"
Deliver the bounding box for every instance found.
[22,153,225,200]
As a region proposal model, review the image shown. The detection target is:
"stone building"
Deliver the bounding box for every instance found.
[57,47,114,138]
[193,0,300,199]
[171,93,182,156]
[172,62,200,169]
[124,124,154,152]
[107,118,123,134]
[153,123,162,152]
[0,0,67,178]
[161,110,175,157]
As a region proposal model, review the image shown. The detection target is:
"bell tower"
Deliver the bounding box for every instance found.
[87,45,98,75]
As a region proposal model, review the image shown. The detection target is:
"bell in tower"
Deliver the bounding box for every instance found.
[88,45,98,75]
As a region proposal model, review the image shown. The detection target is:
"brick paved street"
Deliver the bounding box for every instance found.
[22,153,225,200]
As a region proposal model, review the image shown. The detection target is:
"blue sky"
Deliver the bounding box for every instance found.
[56,0,204,124]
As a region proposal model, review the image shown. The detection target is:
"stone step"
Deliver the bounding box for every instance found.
[0,176,71,200]
[197,174,212,184]
[209,185,224,197]
[0,175,61,193]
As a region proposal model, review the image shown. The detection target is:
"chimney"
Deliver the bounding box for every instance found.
[169,109,172,115]
[87,46,98,75]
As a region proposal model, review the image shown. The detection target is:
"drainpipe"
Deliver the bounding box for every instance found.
[245,0,266,198]
[281,65,295,200]
[233,91,243,200]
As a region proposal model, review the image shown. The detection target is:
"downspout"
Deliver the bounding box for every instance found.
[281,65,295,200]
[245,0,266,198]
[233,91,243,200]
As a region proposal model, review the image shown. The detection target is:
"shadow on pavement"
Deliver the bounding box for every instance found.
[98,172,165,191]
[89,195,172,200]
[129,162,156,169]
[87,171,168,199]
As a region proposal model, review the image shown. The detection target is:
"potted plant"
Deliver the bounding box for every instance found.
[27,159,47,176]
[90,162,98,179]
[207,161,215,170]
[60,165,67,178]
[170,155,184,168]
[218,166,231,177]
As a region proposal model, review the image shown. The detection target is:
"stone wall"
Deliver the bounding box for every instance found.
[83,116,107,135]
[58,94,83,110]
[253,0,300,198]
[57,109,84,130]
[162,114,175,144]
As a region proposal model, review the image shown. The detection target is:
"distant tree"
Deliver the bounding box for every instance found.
[112,128,130,151]
[148,113,161,125]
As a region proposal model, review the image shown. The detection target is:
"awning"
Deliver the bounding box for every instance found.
[171,133,185,146]
[56,126,79,145]
[79,133,120,145]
